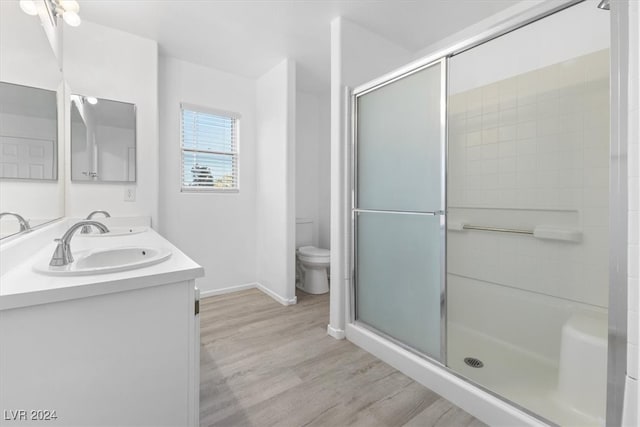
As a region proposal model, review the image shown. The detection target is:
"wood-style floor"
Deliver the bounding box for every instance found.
[200,289,486,427]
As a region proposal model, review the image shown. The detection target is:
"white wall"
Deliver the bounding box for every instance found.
[159,56,299,300]
[337,19,413,89]
[295,91,319,245]
[0,1,63,225]
[318,92,331,250]
[296,91,332,249]
[63,21,158,224]
[0,1,60,100]
[158,56,258,294]
[295,89,330,250]
[256,59,297,304]
[329,17,413,337]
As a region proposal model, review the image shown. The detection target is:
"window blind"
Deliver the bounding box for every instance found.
[180,105,239,191]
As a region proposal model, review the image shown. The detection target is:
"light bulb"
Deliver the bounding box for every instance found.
[62,10,81,27]
[19,0,38,16]
[86,97,98,105]
[60,0,80,13]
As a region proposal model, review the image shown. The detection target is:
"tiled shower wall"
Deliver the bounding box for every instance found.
[448,49,610,309]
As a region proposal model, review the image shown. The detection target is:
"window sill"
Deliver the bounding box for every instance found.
[181,187,239,194]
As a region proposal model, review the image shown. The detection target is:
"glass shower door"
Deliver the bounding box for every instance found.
[353,59,446,361]
[445,2,610,424]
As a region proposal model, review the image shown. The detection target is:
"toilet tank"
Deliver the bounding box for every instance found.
[296,218,313,248]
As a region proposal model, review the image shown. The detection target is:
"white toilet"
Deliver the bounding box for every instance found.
[296,218,330,294]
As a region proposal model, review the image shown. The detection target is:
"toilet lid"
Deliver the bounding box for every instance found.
[298,246,330,257]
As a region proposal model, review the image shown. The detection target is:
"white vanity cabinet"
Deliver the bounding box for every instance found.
[0,220,203,426]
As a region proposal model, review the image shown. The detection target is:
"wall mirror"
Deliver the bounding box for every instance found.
[70,95,136,182]
[0,0,63,239]
[0,82,58,180]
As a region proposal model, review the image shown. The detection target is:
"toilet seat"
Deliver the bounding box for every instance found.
[298,246,330,258]
[298,246,330,264]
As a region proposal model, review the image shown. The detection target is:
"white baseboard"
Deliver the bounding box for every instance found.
[199,282,258,299]
[327,324,346,340]
[197,282,297,306]
[256,283,297,306]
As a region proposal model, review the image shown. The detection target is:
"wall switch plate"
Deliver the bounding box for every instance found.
[124,187,136,202]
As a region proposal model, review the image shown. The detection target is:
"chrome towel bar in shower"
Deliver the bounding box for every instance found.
[448,222,582,242]
[461,224,533,235]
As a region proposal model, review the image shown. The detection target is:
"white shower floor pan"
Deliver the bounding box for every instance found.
[447,322,603,426]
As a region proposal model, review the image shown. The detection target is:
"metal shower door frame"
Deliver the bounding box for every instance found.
[350,57,448,365]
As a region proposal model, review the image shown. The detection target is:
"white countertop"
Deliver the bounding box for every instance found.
[0,219,204,310]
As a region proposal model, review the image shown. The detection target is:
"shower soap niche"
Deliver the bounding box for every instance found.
[532,226,582,243]
[447,221,465,231]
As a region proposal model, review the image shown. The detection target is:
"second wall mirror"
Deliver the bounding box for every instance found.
[71,94,136,182]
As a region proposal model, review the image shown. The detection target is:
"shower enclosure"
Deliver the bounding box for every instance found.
[351,1,615,425]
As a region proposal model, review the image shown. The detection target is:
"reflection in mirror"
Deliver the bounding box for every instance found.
[0,82,58,180]
[71,95,136,182]
[0,0,63,240]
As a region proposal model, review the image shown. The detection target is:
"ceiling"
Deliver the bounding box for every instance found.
[77,0,515,93]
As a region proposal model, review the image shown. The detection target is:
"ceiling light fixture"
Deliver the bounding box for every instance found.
[19,0,38,16]
[85,96,98,105]
[57,0,81,27]
[20,0,82,27]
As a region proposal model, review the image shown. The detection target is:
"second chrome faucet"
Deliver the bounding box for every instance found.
[81,210,111,234]
[0,212,31,233]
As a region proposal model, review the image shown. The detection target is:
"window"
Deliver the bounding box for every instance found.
[180,103,239,191]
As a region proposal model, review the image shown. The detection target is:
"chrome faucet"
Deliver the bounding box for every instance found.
[81,210,111,234]
[0,212,31,232]
[49,220,110,267]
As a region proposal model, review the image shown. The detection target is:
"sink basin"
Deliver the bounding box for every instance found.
[34,246,172,276]
[79,226,148,237]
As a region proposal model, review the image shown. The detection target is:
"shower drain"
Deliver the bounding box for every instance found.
[464,357,484,368]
